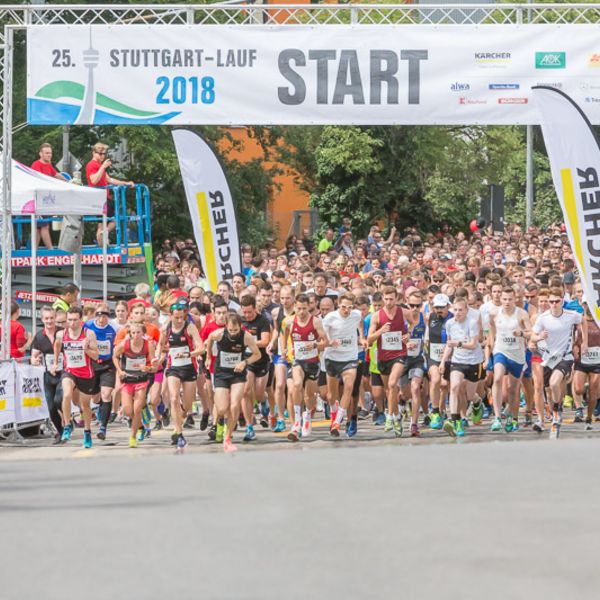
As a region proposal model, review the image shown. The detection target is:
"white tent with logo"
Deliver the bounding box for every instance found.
[1,159,108,335]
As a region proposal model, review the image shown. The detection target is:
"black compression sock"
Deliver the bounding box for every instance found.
[100,401,112,428]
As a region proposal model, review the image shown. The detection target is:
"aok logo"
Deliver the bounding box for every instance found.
[535,52,566,69]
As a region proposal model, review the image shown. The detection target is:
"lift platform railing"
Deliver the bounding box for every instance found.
[12,183,151,251]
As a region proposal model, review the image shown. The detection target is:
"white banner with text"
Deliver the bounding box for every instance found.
[26,24,600,125]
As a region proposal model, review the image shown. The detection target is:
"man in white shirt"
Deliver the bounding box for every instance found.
[323,293,364,437]
[531,286,584,435]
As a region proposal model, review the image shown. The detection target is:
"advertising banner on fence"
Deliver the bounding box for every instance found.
[172,129,240,291]
[534,87,600,327]
[15,364,48,425]
[0,362,16,427]
[26,24,600,126]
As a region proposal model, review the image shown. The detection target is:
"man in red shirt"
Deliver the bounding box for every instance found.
[85,142,134,246]
[30,143,67,249]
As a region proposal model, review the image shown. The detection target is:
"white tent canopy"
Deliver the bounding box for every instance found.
[9,159,106,215]
[1,159,110,343]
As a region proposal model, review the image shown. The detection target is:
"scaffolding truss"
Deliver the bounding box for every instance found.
[2,2,600,356]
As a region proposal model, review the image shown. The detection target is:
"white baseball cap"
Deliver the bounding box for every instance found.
[432,293,451,308]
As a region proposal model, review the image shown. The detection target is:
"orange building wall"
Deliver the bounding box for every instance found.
[220,128,310,244]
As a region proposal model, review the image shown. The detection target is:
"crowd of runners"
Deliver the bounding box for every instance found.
[14,220,600,452]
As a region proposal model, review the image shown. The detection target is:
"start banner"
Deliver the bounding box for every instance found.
[26,24,600,126]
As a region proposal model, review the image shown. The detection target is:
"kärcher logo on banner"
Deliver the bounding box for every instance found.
[536,52,566,69]
[474,52,511,68]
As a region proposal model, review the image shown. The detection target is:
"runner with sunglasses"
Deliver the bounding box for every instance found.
[530,286,584,437]
[400,290,427,437]
[425,294,453,429]
[84,303,117,441]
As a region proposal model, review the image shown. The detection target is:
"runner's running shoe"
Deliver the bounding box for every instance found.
[97,426,106,441]
[357,409,370,420]
[223,437,237,453]
[184,415,195,429]
[471,402,483,425]
[490,417,502,432]
[505,418,514,433]
[200,412,210,431]
[136,428,145,442]
[524,413,533,427]
[109,412,117,424]
[346,417,357,438]
[410,423,420,437]
[574,408,584,423]
[422,414,431,427]
[384,415,394,432]
[455,419,465,438]
[176,434,187,450]
[511,418,519,432]
[129,436,137,448]
[142,406,151,427]
[374,412,386,426]
[243,425,257,442]
[83,430,92,449]
[273,419,286,433]
[153,419,163,431]
[330,422,341,437]
[443,420,456,437]
[269,415,277,430]
[532,419,544,433]
[393,416,403,438]
[287,421,301,442]
[162,409,171,427]
[585,418,593,431]
[563,395,573,409]
[461,418,469,429]
[302,412,312,438]
[60,424,72,442]
[430,413,442,430]
[207,424,216,440]
[215,423,225,443]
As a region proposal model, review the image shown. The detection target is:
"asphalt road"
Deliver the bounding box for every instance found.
[2,416,600,599]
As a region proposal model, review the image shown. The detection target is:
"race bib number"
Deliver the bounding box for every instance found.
[429,343,445,362]
[169,347,192,367]
[97,340,112,356]
[381,332,403,351]
[337,335,356,349]
[125,357,147,372]
[501,335,518,348]
[65,349,86,369]
[220,351,242,369]
[407,337,421,358]
[45,353,64,372]
[294,341,318,361]
[582,346,600,365]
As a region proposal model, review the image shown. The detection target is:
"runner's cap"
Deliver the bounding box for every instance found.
[432,293,451,308]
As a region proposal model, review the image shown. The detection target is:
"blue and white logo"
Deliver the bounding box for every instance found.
[488,83,520,90]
